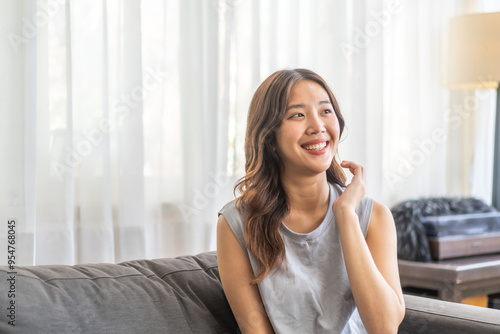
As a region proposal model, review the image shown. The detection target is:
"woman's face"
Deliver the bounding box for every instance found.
[275,80,340,178]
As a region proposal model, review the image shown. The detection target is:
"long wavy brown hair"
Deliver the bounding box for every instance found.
[235,69,347,283]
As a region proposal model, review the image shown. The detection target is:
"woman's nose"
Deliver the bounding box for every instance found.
[306,113,325,134]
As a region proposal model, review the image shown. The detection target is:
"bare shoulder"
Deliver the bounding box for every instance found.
[216,212,253,294]
[371,200,393,220]
[366,200,398,262]
[216,212,254,299]
[369,200,396,232]
[216,214,243,261]
[217,214,232,237]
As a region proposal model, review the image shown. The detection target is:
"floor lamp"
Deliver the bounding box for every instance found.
[446,12,500,209]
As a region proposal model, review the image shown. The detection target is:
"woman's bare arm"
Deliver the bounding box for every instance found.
[217,215,275,334]
[333,161,405,333]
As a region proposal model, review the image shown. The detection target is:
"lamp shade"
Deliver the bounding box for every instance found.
[446,12,500,90]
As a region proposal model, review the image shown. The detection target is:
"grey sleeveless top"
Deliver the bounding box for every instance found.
[219,183,373,333]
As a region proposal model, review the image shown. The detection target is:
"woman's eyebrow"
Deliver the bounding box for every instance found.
[286,100,331,110]
[286,103,305,111]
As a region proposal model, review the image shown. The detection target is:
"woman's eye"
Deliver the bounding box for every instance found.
[289,113,304,119]
[321,109,333,114]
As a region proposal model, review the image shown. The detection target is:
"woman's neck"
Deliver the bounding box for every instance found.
[281,173,330,215]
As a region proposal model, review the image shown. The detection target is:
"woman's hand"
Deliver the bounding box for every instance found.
[332,160,366,214]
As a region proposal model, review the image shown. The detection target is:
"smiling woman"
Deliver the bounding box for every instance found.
[217,69,405,333]
[1,0,498,280]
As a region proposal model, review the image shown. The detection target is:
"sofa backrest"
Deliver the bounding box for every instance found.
[0,251,238,334]
[3,251,500,334]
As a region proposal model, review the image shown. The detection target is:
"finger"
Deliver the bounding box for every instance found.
[341,160,363,174]
[340,160,359,168]
[341,161,366,184]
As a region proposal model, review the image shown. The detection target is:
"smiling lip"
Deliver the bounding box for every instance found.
[301,139,329,146]
[301,140,329,155]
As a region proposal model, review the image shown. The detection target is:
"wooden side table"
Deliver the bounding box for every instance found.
[398,253,500,303]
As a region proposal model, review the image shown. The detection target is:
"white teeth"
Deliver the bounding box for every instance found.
[303,142,327,150]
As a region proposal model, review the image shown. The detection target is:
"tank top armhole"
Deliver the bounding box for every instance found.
[218,200,249,254]
[356,196,374,238]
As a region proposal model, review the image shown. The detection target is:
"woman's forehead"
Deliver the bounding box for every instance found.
[288,80,331,103]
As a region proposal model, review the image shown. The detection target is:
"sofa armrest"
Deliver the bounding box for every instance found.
[399,294,500,333]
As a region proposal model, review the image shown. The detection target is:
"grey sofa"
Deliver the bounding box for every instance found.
[0,251,499,333]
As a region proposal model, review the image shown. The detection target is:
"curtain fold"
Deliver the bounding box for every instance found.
[1,0,498,266]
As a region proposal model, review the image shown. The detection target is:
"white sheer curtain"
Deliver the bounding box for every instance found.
[227,0,499,204]
[1,0,498,266]
[342,0,499,205]
[0,0,226,265]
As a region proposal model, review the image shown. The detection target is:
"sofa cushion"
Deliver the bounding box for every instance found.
[0,251,238,334]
